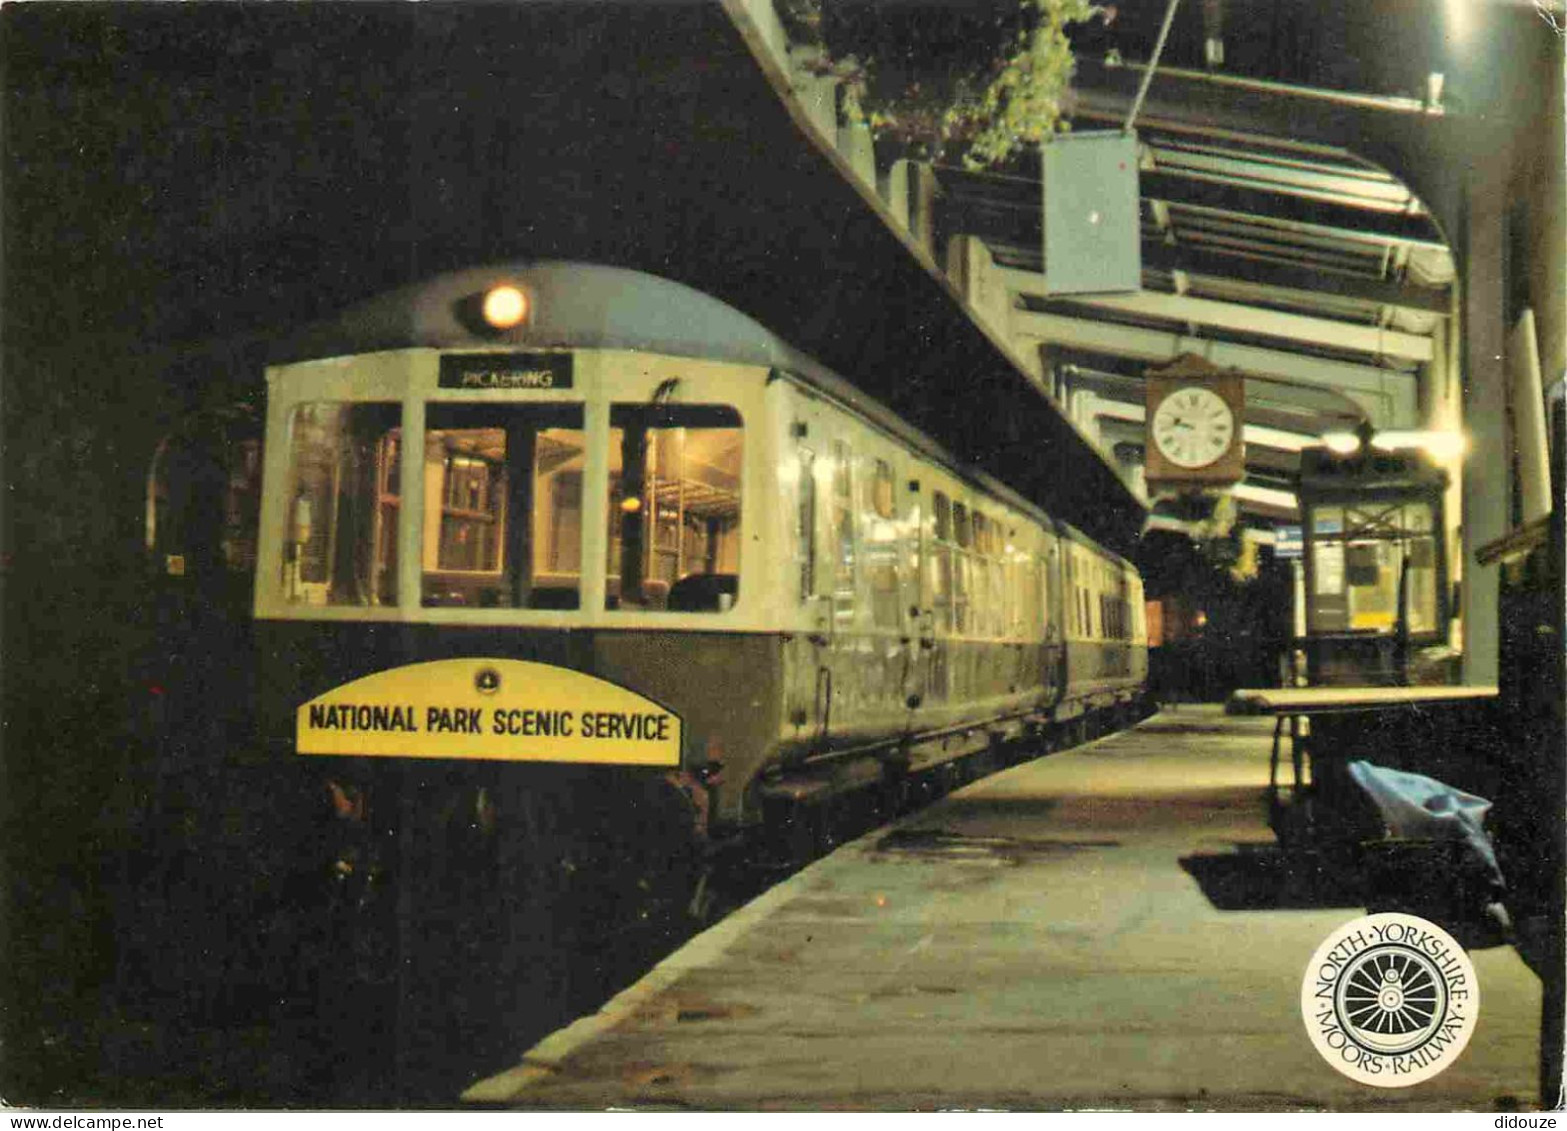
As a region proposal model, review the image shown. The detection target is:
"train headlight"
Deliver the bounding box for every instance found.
[481,285,529,330]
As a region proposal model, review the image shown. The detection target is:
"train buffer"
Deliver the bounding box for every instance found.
[463,707,1539,1111]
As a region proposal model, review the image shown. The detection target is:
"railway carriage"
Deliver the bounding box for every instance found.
[235,261,1144,850]
[124,260,1149,1057]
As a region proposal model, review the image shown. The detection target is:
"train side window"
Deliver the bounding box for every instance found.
[797,447,817,602]
[872,459,895,519]
[830,440,856,624]
[972,511,992,638]
[864,456,900,630]
[282,402,401,606]
[932,491,953,633]
[1019,553,1038,640]
[606,404,742,613]
[952,502,971,634]
[422,403,585,609]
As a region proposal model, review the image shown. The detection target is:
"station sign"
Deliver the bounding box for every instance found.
[1275,525,1303,558]
[439,352,574,390]
[297,658,681,766]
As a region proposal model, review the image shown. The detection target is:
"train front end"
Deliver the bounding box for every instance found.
[249,267,795,951]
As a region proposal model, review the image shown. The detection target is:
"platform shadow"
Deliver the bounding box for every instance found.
[1179,844,1367,911]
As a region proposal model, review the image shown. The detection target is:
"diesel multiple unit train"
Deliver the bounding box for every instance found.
[139,262,1147,979]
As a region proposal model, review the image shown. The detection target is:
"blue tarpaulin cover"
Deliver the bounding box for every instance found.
[1346,761,1503,885]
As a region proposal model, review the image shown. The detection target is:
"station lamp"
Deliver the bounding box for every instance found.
[1316,429,1467,461]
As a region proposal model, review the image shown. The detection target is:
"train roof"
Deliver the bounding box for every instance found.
[274,261,821,373]
[273,261,1133,570]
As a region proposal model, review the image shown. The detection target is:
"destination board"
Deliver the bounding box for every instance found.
[296,658,680,765]
[439,352,574,390]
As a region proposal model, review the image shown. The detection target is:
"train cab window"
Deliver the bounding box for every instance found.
[282,403,402,606]
[606,404,742,612]
[421,404,585,609]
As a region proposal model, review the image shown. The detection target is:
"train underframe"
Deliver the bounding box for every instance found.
[114,608,1146,1097]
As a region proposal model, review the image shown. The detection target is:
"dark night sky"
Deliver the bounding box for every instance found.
[1,1,1147,555]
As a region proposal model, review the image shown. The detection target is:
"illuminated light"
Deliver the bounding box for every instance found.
[1321,431,1361,455]
[874,894,888,908]
[1372,430,1468,460]
[1232,483,1300,512]
[1445,0,1471,43]
[1422,431,1468,460]
[620,496,642,513]
[481,285,529,330]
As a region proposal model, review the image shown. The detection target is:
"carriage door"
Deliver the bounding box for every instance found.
[900,469,928,719]
[788,403,835,750]
[1043,528,1066,705]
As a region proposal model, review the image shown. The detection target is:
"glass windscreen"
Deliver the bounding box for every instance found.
[605,405,742,612]
[282,403,401,606]
[422,404,585,609]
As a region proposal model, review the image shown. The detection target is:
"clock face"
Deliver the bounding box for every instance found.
[1151,386,1237,470]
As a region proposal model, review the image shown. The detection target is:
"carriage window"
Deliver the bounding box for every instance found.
[828,441,858,624]
[864,458,899,630]
[951,502,971,634]
[606,404,742,612]
[932,491,953,633]
[421,404,585,609]
[872,459,895,519]
[282,402,401,606]
[797,447,817,601]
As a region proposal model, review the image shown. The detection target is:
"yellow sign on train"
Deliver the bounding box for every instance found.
[296,659,682,766]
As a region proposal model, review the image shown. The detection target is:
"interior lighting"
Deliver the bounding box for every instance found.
[620,496,642,514]
[481,285,529,330]
[1321,431,1362,455]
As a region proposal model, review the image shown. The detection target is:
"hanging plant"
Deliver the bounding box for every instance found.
[853,0,1112,168]
[960,0,1104,168]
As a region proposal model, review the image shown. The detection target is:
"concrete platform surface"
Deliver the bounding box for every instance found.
[465,708,1542,1111]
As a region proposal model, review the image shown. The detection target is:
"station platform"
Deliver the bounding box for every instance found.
[464,708,1542,1111]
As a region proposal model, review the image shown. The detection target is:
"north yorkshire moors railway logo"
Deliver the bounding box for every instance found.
[1301,913,1479,1087]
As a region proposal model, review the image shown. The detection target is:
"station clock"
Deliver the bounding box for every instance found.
[1143,354,1246,485]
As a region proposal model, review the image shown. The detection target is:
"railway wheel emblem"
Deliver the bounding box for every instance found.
[1301,913,1478,1087]
[474,667,502,695]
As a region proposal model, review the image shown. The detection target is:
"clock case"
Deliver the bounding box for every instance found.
[1143,354,1246,486]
